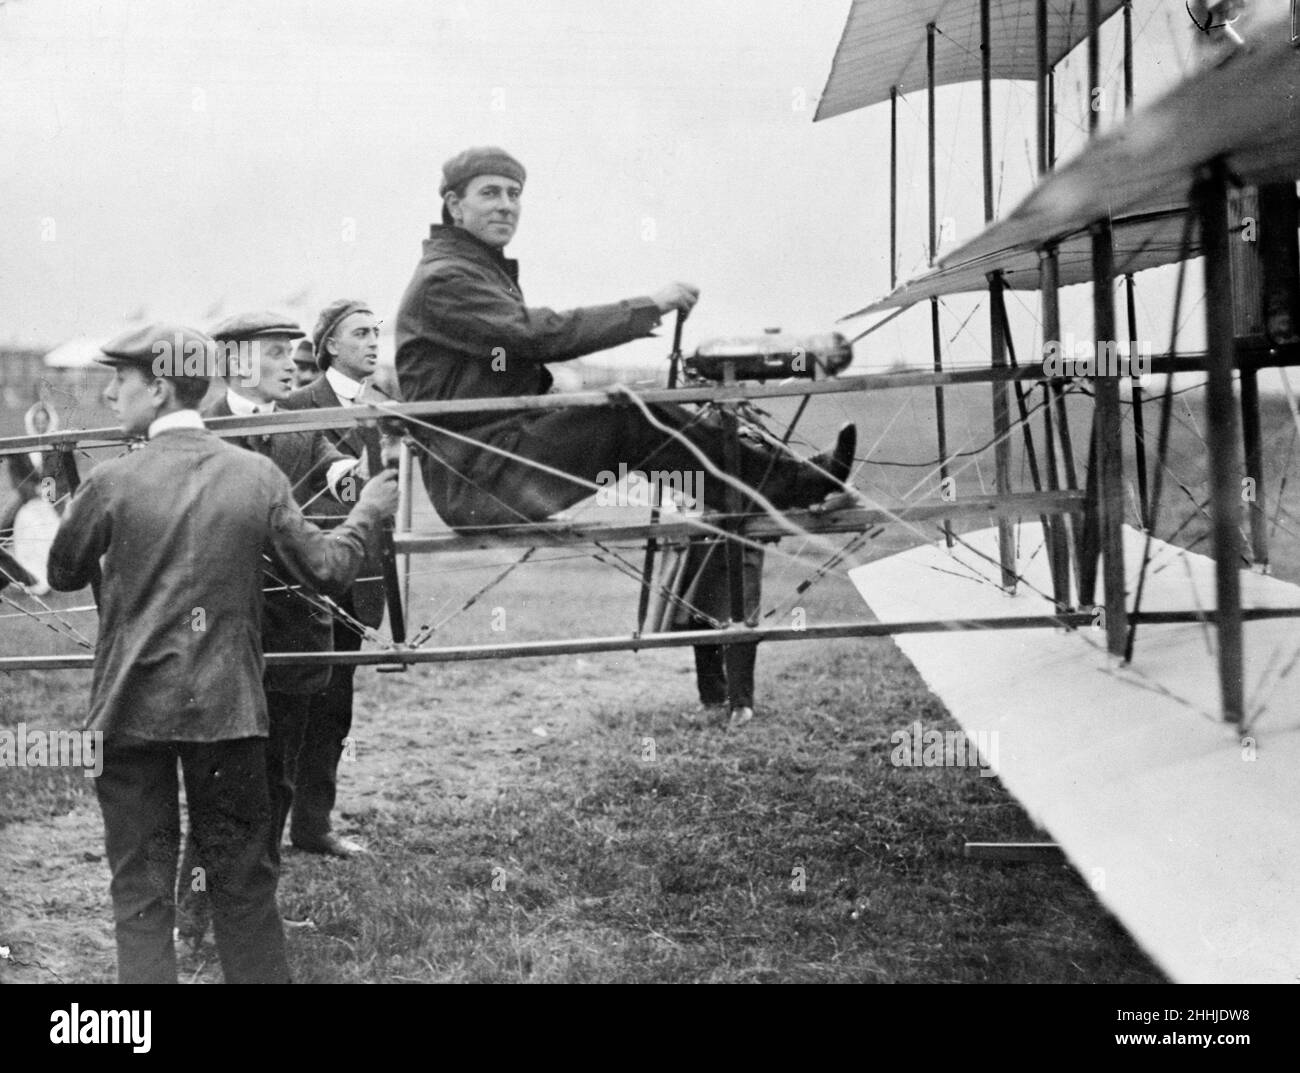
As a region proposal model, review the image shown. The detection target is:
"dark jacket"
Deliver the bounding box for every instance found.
[393,224,661,526]
[280,374,397,629]
[47,427,382,741]
[204,395,350,694]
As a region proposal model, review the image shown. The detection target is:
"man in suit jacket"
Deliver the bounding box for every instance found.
[280,299,399,857]
[47,322,398,983]
[199,311,364,877]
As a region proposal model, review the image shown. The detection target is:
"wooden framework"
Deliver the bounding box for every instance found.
[1,2,1298,739]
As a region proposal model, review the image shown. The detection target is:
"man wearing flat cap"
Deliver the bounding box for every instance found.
[47,322,399,984]
[290,338,319,389]
[175,311,367,942]
[281,299,401,858]
[394,145,855,531]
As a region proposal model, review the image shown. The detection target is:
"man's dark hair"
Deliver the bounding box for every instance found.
[167,374,211,409]
[441,180,469,226]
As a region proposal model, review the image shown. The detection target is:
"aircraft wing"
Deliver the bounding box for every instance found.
[815,0,1124,122]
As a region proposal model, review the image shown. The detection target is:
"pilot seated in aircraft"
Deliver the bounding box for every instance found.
[394,146,856,532]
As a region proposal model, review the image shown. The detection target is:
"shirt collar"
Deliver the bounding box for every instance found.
[147,409,206,440]
[225,389,275,417]
[325,366,368,403]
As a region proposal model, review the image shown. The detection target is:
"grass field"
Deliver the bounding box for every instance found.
[4,375,1297,983]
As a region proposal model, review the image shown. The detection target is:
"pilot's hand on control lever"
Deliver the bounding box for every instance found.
[358,468,400,519]
[651,282,700,316]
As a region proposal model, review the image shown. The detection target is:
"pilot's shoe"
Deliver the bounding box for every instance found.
[809,422,857,485]
[783,422,856,507]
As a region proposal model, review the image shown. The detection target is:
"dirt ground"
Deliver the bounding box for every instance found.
[0,641,703,983]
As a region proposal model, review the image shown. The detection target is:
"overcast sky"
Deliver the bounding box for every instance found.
[0,1,1231,369]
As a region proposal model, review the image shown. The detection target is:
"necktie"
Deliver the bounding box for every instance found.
[244,407,272,454]
[351,383,380,476]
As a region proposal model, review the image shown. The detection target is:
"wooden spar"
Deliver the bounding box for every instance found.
[1036,0,1048,177]
[720,365,748,637]
[634,311,686,637]
[1039,252,1072,610]
[1125,274,1150,528]
[988,271,1017,592]
[1195,157,1246,725]
[1232,185,1268,571]
[1120,3,1149,533]
[927,22,953,548]
[1240,359,1266,568]
[983,0,1015,590]
[1076,0,1110,619]
[396,490,1086,554]
[8,348,1300,460]
[7,606,1300,675]
[1123,0,1133,112]
[1038,0,1073,607]
[398,438,414,615]
[995,284,1067,609]
[890,86,898,292]
[981,0,994,221]
[361,425,407,648]
[1092,218,1128,657]
[1088,0,1101,136]
[1047,68,1056,167]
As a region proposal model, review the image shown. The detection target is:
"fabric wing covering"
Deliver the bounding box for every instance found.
[844,10,1300,316]
[849,206,1198,315]
[814,0,1125,121]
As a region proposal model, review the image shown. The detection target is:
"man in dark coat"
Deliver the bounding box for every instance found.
[179,311,367,942]
[279,299,400,857]
[201,312,363,868]
[47,322,398,983]
[393,146,855,532]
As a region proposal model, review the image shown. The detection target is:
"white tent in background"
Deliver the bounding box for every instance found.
[42,336,109,369]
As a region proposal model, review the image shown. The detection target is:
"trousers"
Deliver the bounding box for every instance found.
[176,690,310,945]
[419,401,834,531]
[290,614,360,845]
[95,735,288,984]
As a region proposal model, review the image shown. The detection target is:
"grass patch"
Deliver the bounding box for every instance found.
[276,638,1161,983]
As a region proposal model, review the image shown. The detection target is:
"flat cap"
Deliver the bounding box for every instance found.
[312,299,373,370]
[209,311,305,342]
[440,146,526,196]
[290,338,317,365]
[98,323,217,374]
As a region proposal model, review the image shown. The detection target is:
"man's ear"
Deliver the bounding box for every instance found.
[444,191,461,224]
[149,377,174,408]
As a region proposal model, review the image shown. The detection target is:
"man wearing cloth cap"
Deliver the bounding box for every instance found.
[47,323,399,983]
[394,146,855,531]
[290,338,319,389]
[175,313,364,931]
[280,299,400,857]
